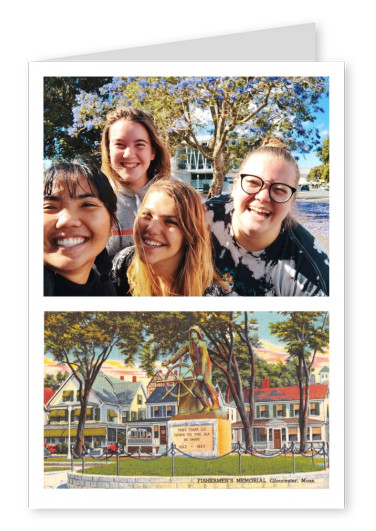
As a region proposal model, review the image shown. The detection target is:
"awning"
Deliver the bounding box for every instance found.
[108,409,117,418]
[74,408,92,416]
[48,409,65,418]
[44,427,106,437]
[62,390,72,397]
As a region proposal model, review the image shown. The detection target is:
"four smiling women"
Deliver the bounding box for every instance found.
[43,109,329,297]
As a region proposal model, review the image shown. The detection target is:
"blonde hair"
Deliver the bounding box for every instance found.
[100,107,171,192]
[127,180,219,296]
[236,136,299,229]
[239,136,300,188]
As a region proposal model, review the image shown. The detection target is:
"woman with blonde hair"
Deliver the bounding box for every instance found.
[111,180,224,296]
[206,137,329,296]
[101,106,171,256]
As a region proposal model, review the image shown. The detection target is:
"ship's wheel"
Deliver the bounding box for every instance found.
[162,361,196,406]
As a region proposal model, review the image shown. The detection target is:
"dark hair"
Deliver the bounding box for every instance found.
[43,157,119,279]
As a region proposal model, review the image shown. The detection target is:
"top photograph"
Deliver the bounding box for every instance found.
[43,75,329,297]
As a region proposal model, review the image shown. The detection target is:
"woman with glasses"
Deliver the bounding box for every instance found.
[206,137,329,296]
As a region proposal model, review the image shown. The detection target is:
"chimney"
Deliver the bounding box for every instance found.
[261,379,270,389]
[132,376,137,382]
[120,376,124,381]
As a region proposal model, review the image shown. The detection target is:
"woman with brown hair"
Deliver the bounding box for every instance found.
[206,137,329,296]
[101,107,171,257]
[111,180,224,296]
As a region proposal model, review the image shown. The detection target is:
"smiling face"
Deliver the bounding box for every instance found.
[43,174,112,284]
[232,153,297,251]
[109,119,156,190]
[134,191,185,280]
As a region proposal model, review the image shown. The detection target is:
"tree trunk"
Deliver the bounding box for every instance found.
[74,387,91,455]
[207,152,229,198]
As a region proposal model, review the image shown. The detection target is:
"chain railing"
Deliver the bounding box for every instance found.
[69,441,329,477]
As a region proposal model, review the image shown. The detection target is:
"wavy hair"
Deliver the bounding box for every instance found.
[100,106,171,191]
[127,180,218,296]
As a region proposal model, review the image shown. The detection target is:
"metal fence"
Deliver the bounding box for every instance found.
[69,441,329,477]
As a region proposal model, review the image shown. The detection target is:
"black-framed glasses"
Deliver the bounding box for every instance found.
[240,174,296,203]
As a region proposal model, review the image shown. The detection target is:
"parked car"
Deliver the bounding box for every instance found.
[44,442,57,454]
[300,184,310,191]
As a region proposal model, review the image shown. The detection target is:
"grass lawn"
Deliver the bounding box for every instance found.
[44,467,71,472]
[82,455,325,477]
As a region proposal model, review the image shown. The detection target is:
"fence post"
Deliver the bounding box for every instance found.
[326,442,329,469]
[311,442,314,467]
[116,451,120,476]
[323,442,326,470]
[171,443,176,477]
[237,442,242,476]
[291,443,295,474]
[70,444,74,472]
[82,449,85,475]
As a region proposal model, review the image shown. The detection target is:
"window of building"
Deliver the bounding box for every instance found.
[166,405,174,416]
[288,428,298,442]
[137,394,143,405]
[282,428,286,442]
[95,409,100,421]
[108,428,116,442]
[312,427,322,441]
[269,429,273,442]
[131,411,137,421]
[310,402,320,415]
[256,404,269,418]
[290,404,300,417]
[62,390,73,402]
[252,428,267,442]
[153,406,160,417]
[153,426,159,439]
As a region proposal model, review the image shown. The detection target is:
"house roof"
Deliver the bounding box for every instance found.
[243,384,328,403]
[92,372,144,406]
[44,387,55,406]
[146,385,178,404]
[319,366,329,373]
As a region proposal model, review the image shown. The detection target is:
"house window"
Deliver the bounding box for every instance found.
[282,428,286,442]
[166,405,174,416]
[288,428,298,442]
[131,411,137,421]
[269,429,273,442]
[137,394,143,405]
[312,427,322,441]
[62,391,73,402]
[154,426,159,439]
[257,405,269,418]
[95,409,100,421]
[273,404,286,417]
[290,404,299,417]
[107,409,117,422]
[252,428,267,442]
[153,406,160,417]
[310,402,320,415]
[108,428,116,442]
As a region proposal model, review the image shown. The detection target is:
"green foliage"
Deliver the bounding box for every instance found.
[307,136,329,183]
[44,77,111,161]
[44,371,69,391]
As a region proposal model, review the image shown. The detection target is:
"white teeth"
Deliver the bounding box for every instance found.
[56,237,86,247]
[144,240,164,247]
[250,207,270,216]
[122,163,138,168]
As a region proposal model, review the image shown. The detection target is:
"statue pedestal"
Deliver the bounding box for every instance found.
[168,412,232,457]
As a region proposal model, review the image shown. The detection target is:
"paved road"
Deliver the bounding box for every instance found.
[296,189,329,203]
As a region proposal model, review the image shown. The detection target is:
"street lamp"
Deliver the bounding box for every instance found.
[66,403,72,460]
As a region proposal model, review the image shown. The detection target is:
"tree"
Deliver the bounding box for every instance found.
[44,77,111,161]
[269,312,329,452]
[44,312,143,455]
[44,371,69,391]
[307,136,329,183]
[62,76,328,197]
